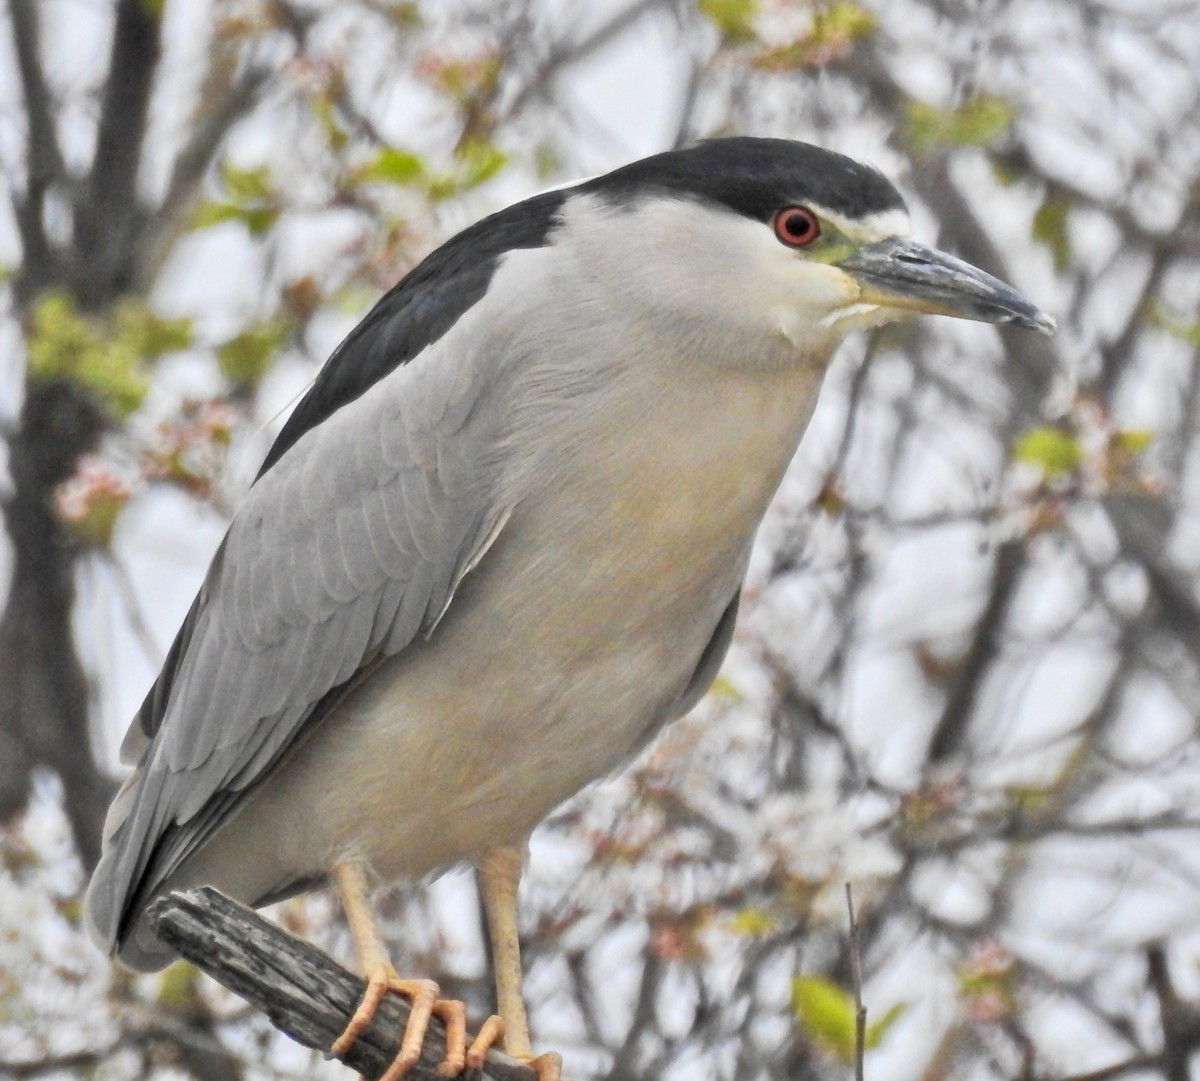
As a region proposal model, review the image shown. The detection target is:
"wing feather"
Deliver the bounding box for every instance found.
[317,507,362,604]
[87,330,515,953]
[361,485,411,577]
[369,574,409,653]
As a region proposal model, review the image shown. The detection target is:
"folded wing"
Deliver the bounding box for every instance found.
[85,327,513,955]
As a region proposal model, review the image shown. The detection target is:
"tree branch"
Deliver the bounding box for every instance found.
[0,377,113,866]
[149,888,537,1081]
[928,538,1025,763]
[1147,944,1200,1081]
[845,41,1057,426]
[74,0,163,306]
[8,0,65,300]
[140,54,271,291]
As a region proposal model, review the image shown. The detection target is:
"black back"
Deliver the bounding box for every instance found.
[258,188,569,475]
[258,137,904,477]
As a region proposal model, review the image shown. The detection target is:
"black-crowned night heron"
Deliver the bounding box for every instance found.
[86,137,1052,1080]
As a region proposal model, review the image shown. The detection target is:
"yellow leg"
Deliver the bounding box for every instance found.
[478,846,563,1081]
[330,860,503,1080]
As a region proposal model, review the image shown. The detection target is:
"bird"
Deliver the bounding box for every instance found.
[86,137,1053,1080]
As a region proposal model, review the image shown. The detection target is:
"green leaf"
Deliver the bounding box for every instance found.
[220,161,274,201]
[113,298,192,360]
[1032,192,1072,271]
[812,1,876,42]
[791,975,856,1061]
[752,3,876,70]
[730,907,774,935]
[312,94,349,154]
[1112,429,1154,454]
[217,318,290,387]
[191,200,244,229]
[1012,426,1082,477]
[706,673,745,704]
[25,291,157,416]
[1006,783,1056,817]
[25,291,93,379]
[425,141,510,201]
[157,961,200,1009]
[360,146,427,186]
[1147,301,1200,347]
[990,158,1021,187]
[457,139,508,189]
[429,53,503,103]
[699,0,759,43]
[865,1001,907,1048]
[383,2,422,29]
[330,282,380,314]
[242,206,281,235]
[192,199,279,236]
[61,486,128,548]
[906,93,1016,150]
[191,162,280,236]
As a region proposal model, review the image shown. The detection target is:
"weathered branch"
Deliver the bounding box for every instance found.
[150,888,536,1081]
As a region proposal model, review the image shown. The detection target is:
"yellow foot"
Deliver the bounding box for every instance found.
[331,964,502,1081]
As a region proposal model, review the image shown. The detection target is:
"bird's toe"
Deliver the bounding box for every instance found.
[430,997,469,1076]
[332,962,407,1056]
[516,1051,563,1081]
[462,1014,504,1072]
[333,968,505,1080]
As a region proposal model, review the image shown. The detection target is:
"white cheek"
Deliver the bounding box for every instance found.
[774,263,863,343]
[560,196,786,329]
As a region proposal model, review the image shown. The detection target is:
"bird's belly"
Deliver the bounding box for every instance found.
[256,535,740,882]
[198,359,821,891]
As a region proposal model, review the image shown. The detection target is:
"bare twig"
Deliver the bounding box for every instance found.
[928,538,1025,764]
[846,884,867,1081]
[1147,945,1200,1081]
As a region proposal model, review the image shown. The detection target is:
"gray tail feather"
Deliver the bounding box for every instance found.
[85,839,179,972]
[83,768,178,973]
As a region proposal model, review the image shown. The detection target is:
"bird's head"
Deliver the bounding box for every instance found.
[567,137,1054,364]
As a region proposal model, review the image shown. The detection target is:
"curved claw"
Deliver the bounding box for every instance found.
[332,968,483,1080]
[518,1051,564,1081]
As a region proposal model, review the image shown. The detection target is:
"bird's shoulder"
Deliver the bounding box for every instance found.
[259,187,571,475]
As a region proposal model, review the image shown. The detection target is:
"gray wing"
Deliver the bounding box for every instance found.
[86,337,512,953]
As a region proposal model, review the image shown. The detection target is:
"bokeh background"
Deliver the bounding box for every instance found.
[3,2,1200,1080]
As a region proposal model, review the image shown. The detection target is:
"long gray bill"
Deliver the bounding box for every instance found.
[839,237,1056,335]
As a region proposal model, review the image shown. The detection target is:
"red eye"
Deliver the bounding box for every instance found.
[773,206,820,247]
